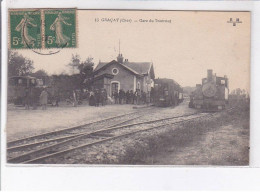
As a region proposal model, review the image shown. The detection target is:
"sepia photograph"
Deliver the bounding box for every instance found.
[6,9,250,165]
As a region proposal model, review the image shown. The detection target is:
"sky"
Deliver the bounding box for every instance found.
[14,10,250,91]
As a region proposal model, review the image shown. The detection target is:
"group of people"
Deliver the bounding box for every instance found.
[112,89,149,105]
[88,88,108,107]
[24,87,48,110]
[23,87,152,110]
[83,88,151,106]
[69,88,152,107]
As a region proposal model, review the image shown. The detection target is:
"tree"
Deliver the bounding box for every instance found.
[235,88,242,96]
[78,57,94,76]
[31,69,48,78]
[67,54,81,74]
[8,50,34,77]
[67,54,94,76]
[67,54,94,89]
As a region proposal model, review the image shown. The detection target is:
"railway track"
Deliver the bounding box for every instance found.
[7,107,155,148]
[7,110,209,164]
[7,108,158,158]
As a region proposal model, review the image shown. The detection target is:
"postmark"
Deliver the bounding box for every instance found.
[9,9,42,49]
[9,8,77,50]
[44,9,77,49]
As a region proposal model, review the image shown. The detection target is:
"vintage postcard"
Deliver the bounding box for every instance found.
[6,9,250,165]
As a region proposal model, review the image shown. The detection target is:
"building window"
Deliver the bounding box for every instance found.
[18,79,23,84]
[137,82,140,90]
[112,68,119,75]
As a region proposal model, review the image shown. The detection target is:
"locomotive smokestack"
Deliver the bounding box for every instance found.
[207,69,213,81]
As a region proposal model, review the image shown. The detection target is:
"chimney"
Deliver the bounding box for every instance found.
[117,53,124,63]
[207,69,213,81]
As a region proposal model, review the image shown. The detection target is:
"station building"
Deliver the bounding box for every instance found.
[93,53,155,96]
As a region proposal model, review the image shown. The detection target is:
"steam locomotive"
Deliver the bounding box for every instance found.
[189,69,229,110]
[153,78,183,107]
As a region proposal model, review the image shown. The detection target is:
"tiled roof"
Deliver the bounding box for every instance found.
[94,62,109,72]
[94,60,152,76]
[123,62,152,75]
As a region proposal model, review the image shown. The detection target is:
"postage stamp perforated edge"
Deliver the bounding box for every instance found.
[8,8,42,50]
[43,8,77,49]
[8,8,78,50]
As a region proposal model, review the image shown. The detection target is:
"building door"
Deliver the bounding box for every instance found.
[111,82,119,95]
[137,82,140,90]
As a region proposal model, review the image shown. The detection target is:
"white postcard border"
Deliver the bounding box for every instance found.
[1,0,260,190]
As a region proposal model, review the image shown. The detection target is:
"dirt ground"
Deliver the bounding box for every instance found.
[6,99,195,141]
[6,99,249,166]
[6,103,136,141]
[121,103,250,166]
[150,124,249,165]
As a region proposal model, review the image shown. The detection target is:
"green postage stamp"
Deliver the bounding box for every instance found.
[44,9,76,48]
[9,10,42,49]
[9,8,77,49]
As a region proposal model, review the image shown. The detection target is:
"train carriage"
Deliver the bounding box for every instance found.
[153,78,183,107]
[8,76,38,105]
[8,76,55,106]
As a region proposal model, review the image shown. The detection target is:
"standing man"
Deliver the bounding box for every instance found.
[150,87,155,103]
[129,90,134,104]
[55,92,60,107]
[94,89,100,107]
[72,90,78,107]
[119,89,123,104]
[100,89,104,106]
[89,90,96,106]
[134,90,137,105]
[142,91,146,104]
[113,90,119,104]
[40,87,48,110]
[30,86,38,110]
[136,89,141,105]
[126,90,130,104]
[101,88,107,106]
[119,89,125,104]
[24,87,30,110]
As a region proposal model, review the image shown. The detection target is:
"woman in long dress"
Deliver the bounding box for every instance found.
[89,90,96,106]
[50,12,72,47]
[40,88,48,110]
[15,13,37,47]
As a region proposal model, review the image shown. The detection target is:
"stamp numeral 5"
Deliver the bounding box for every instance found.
[47,36,55,45]
[12,37,21,46]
